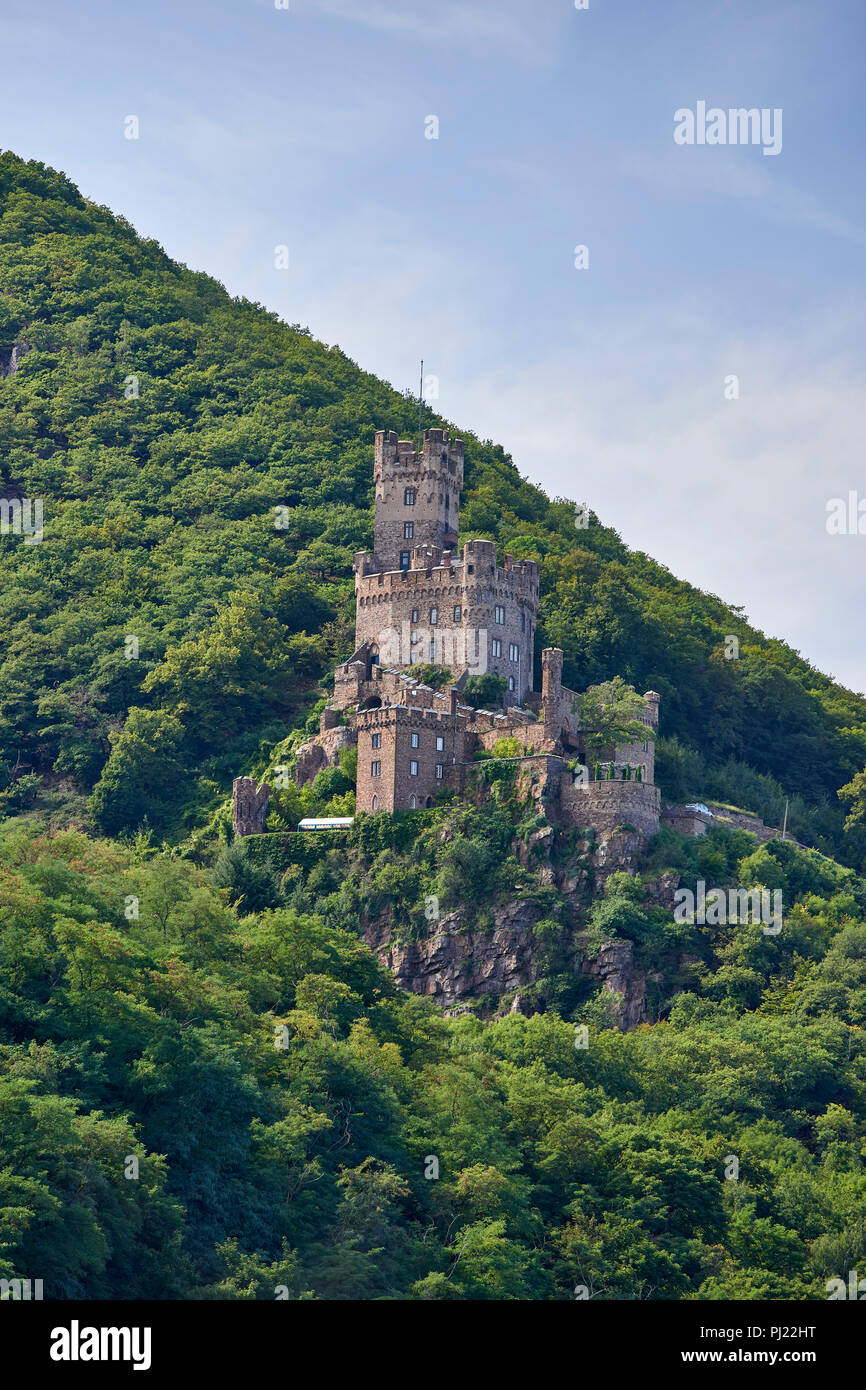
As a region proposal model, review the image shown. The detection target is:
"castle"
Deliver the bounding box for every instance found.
[233,428,662,839]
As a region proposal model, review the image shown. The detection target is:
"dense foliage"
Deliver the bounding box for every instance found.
[2,152,866,1303]
[1,153,865,865]
[1,819,866,1299]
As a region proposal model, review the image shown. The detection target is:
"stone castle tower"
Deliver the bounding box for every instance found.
[372,428,462,571]
[353,427,539,706]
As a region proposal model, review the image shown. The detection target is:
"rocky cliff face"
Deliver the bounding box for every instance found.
[364,904,648,1028]
[293,724,354,786]
[362,816,663,1028]
[358,811,683,1028]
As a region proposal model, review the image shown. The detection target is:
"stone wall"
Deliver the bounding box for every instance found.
[661,801,781,842]
[661,804,712,836]
[705,802,780,841]
[563,778,661,837]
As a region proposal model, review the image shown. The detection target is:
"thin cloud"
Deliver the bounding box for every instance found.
[623,146,866,246]
[310,0,558,63]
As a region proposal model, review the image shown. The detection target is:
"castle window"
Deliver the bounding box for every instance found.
[509,643,519,662]
[467,564,474,574]
[445,493,449,510]
[371,733,381,750]
[410,732,419,748]
[410,760,419,776]
[435,763,444,780]
[491,638,502,658]
[410,795,417,809]
[521,612,525,632]
[494,605,505,625]
[508,676,515,692]
[404,487,415,506]
[372,795,379,810]
[430,606,438,625]
[453,605,461,621]
[371,761,381,778]
[411,608,419,623]
[642,741,648,753]
[436,736,444,752]
[400,551,410,570]
[404,521,414,539]
[429,641,436,661]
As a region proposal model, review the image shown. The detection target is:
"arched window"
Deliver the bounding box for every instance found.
[409,795,416,809]
[372,795,379,811]
[425,796,432,808]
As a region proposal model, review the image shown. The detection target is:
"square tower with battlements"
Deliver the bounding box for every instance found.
[353,429,539,706]
[373,427,462,572]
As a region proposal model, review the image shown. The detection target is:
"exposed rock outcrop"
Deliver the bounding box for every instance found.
[293,723,353,787]
[364,899,648,1029]
[1,340,29,377]
[578,937,648,1030]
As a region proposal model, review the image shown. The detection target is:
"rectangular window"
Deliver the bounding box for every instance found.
[508,677,515,692]
[403,521,414,539]
[453,605,461,621]
[521,612,525,632]
[371,761,381,778]
[430,606,438,625]
[404,487,415,506]
[495,605,505,624]
[411,608,419,623]
[436,736,444,752]
[435,764,444,780]
[410,733,419,748]
[371,733,381,749]
[409,760,419,776]
[509,643,519,662]
[491,638,502,658]
[400,551,410,570]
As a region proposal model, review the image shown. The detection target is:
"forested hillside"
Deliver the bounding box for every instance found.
[2,819,866,1300]
[1,152,866,862]
[3,152,866,1304]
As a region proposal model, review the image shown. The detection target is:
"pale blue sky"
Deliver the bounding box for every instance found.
[2,0,865,688]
